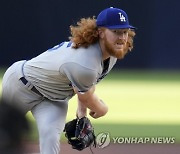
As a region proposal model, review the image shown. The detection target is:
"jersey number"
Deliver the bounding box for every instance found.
[48,42,72,51]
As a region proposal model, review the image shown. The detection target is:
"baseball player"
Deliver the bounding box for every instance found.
[2,7,136,154]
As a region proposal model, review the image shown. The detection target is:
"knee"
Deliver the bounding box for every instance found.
[39,126,61,143]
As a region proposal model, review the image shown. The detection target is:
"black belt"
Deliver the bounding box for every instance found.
[20,77,43,97]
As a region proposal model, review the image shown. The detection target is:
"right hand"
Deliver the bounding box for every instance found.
[89,110,100,119]
[89,100,108,119]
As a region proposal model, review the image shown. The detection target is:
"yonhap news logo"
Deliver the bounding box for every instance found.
[112,136,175,144]
[96,132,111,148]
[96,132,175,149]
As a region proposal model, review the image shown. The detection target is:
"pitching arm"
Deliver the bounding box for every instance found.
[74,86,108,119]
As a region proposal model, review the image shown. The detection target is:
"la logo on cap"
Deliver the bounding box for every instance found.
[96,7,136,29]
[119,13,126,22]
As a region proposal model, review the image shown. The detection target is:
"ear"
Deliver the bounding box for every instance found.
[98,28,105,39]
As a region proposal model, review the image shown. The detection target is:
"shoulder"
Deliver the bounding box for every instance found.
[61,43,102,72]
[60,62,97,79]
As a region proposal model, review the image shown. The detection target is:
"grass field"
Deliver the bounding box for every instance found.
[0,68,180,142]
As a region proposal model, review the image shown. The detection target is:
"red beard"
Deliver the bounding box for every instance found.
[103,36,127,59]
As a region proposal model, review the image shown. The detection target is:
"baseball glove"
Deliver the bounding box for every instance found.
[64,117,96,151]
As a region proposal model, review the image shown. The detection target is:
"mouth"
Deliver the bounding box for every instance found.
[115,42,125,49]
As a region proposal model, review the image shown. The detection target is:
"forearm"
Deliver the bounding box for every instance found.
[81,93,108,117]
[76,98,87,118]
[74,86,108,119]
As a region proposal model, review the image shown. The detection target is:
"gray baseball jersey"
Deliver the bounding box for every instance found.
[2,41,117,154]
[23,41,117,101]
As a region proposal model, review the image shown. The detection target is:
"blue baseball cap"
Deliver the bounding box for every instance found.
[96,7,135,29]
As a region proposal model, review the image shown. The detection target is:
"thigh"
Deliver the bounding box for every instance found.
[2,61,43,113]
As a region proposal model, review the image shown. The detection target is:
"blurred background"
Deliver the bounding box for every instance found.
[0,0,180,153]
[0,0,180,69]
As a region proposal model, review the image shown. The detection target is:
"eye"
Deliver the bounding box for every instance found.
[125,30,129,34]
[112,30,122,35]
[112,30,118,33]
[124,29,130,34]
[123,31,128,35]
[111,29,128,35]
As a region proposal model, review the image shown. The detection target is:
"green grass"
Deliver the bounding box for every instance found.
[1,68,180,142]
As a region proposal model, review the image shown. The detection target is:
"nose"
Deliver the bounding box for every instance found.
[118,33,126,40]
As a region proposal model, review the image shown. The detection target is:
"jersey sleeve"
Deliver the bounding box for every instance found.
[60,63,97,93]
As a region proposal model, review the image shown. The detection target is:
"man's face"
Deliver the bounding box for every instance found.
[100,28,129,59]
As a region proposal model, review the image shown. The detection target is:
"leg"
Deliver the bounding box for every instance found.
[31,99,68,154]
[2,61,42,113]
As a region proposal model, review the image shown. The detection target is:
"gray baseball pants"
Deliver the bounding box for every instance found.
[2,61,68,154]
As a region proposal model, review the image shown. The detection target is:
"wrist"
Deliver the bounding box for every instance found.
[76,107,87,118]
[76,111,87,118]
